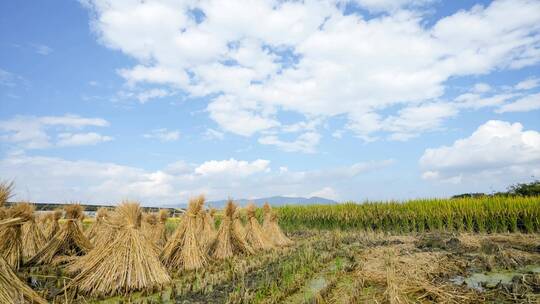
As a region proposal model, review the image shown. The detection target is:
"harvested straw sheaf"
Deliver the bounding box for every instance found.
[244,203,274,251]
[0,180,14,207]
[262,203,293,247]
[155,209,170,247]
[199,208,217,250]
[66,202,170,297]
[209,200,254,260]
[45,209,63,240]
[0,224,47,304]
[86,207,109,244]
[0,203,33,270]
[21,204,47,260]
[162,195,208,271]
[27,204,93,266]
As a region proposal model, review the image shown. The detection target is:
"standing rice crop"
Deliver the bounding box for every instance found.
[162,195,208,271]
[244,203,274,251]
[208,200,254,260]
[27,204,93,266]
[66,202,170,297]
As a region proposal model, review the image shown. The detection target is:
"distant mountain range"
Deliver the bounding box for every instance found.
[204,196,337,208]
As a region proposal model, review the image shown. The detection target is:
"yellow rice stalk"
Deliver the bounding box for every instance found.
[0,218,47,304]
[21,204,46,260]
[86,207,109,244]
[199,208,217,250]
[208,200,254,260]
[66,202,170,297]
[154,209,170,248]
[45,209,63,240]
[0,203,33,270]
[27,204,93,266]
[244,203,274,251]
[262,204,293,247]
[161,195,208,271]
[0,180,14,207]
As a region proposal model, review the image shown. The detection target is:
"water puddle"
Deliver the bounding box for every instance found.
[451,264,539,292]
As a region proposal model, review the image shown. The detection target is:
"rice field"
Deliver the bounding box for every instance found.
[0,188,539,303]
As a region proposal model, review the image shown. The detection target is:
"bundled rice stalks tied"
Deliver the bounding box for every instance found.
[244,203,274,251]
[208,200,254,260]
[0,216,47,304]
[66,202,170,297]
[0,203,33,270]
[162,195,208,271]
[199,207,217,250]
[21,204,47,260]
[27,204,93,266]
[45,209,63,240]
[86,207,109,244]
[262,202,293,247]
[0,180,15,220]
[153,209,170,248]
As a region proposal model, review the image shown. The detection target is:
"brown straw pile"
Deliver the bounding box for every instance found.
[262,202,293,247]
[66,202,170,297]
[21,204,47,260]
[208,200,254,260]
[0,180,15,220]
[162,195,208,271]
[44,209,63,241]
[86,207,109,244]
[155,209,170,248]
[0,217,47,304]
[244,203,274,251]
[199,207,217,250]
[0,203,33,270]
[27,204,93,266]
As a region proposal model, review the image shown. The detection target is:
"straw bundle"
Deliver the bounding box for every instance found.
[27,204,93,266]
[199,208,217,250]
[156,209,169,246]
[208,200,254,260]
[162,195,208,271]
[244,203,274,251]
[86,207,109,244]
[0,217,47,304]
[45,209,63,240]
[66,202,170,297]
[262,202,293,247]
[0,203,33,270]
[22,204,47,260]
[0,180,14,221]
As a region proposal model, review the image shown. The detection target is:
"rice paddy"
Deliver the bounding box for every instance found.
[0,183,539,303]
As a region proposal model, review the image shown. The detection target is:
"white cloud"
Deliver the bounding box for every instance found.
[472,83,492,93]
[204,128,225,140]
[420,120,540,183]
[258,132,321,153]
[83,0,540,147]
[309,186,338,200]
[57,132,113,147]
[0,152,393,204]
[31,44,53,55]
[136,89,173,103]
[496,92,540,113]
[0,114,111,149]
[514,77,540,90]
[143,128,181,142]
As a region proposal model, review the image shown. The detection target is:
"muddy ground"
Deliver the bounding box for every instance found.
[23,231,540,303]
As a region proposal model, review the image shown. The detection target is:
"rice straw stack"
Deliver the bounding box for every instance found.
[0,203,33,270]
[66,202,170,297]
[21,204,46,260]
[262,202,293,247]
[45,209,62,240]
[199,207,217,250]
[244,203,274,251]
[155,209,169,248]
[27,204,93,266]
[208,200,254,260]
[0,180,14,220]
[0,217,47,304]
[86,207,109,244]
[162,195,208,271]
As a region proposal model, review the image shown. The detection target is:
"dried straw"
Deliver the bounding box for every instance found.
[0,180,14,207]
[66,202,170,297]
[26,204,93,266]
[208,200,254,260]
[86,207,109,244]
[0,203,33,270]
[0,217,47,304]
[199,208,217,250]
[244,203,274,251]
[22,204,46,260]
[45,209,63,240]
[262,202,293,247]
[161,195,208,271]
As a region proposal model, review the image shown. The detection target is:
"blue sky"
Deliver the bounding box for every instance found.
[1,0,539,206]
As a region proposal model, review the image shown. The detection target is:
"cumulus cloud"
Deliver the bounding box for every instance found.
[0,114,112,149]
[143,128,181,142]
[258,132,321,153]
[420,120,540,184]
[0,154,393,204]
[82,0,540,148]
